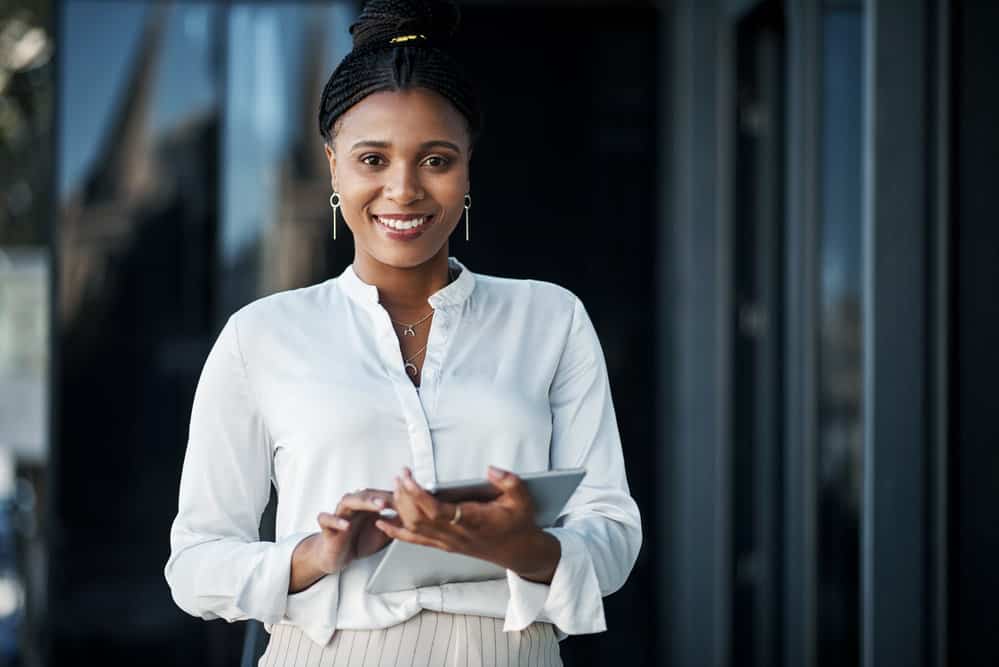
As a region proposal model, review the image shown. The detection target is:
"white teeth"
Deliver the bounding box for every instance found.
[376,216,427,231]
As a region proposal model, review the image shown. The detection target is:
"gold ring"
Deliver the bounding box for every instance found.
[450,504,462,525]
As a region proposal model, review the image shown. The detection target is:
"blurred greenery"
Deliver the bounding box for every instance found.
[0,0,52,246]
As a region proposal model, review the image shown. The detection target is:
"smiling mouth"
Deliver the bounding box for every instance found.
[372,214,435,232]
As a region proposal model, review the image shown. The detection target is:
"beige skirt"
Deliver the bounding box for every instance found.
[258,609,562,667]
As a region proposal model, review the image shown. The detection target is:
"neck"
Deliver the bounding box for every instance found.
[352,246,452,311]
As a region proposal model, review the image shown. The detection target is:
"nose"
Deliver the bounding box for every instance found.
[384,162,424,205]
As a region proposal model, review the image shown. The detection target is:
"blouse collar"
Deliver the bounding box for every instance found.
[337,256,476,309]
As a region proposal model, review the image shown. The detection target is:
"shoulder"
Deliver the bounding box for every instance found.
[226,279,335,339]
[471,271,580,320]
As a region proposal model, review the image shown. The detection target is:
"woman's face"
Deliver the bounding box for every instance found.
[324,88,471,270]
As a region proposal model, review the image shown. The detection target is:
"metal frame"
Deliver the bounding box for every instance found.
[861,1,930,666]
[665,1,949,665]
[44,2,65,664]
[668,3,813,666]
[666,1,734,665]
[730,7,787,666]
[782,2,821,666]
[929,4,950,666]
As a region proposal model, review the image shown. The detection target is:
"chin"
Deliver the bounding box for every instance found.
[365,242,450,270]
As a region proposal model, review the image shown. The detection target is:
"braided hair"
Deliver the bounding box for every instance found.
[318,0,482,148]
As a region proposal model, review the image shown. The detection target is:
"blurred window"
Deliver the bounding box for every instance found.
[817,4,864,666]
[0,1,53,662]
[220,3,352,318]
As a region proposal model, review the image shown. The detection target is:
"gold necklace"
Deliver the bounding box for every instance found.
[403,343,428,378]
[394,267,458,378]
[389,267,458,336]
[391,310,433,337]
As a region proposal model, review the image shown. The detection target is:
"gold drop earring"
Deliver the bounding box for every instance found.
[329,192,341,240]
[464,192,471,241]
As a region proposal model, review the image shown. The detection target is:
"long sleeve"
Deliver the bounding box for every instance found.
[163,313,321,625]
[504,296,643,636]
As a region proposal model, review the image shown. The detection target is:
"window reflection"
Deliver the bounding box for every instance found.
[221,3,353,317]
[53,3,223,662]
[1,2,54,662]
[817,6,864,666]
[58,2,220,329]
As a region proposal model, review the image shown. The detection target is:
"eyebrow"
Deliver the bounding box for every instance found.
[349,139,463,153]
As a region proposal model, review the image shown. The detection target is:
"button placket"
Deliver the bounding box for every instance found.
[419,307,449,411]
[372,303,437,487]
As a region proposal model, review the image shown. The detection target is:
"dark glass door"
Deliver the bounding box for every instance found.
[731,4,786,666]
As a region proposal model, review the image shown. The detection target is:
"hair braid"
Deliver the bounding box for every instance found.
[318,0,481,147]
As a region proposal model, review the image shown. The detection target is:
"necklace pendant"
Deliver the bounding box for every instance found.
[403,326,416,336]
[404,362,418,376]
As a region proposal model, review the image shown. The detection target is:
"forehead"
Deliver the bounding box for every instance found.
[336,88,469,150]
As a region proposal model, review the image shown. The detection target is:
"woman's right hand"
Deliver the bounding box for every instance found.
[312,489,396,575]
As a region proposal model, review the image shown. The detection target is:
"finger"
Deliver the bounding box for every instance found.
[399,469,446,521]
[487,466,533,509]
[335,492,392,518]
[350,489,394,508]
[375,520,453,552]
[392,498,472,546]
[317,512,351,532]
[393,476,427,527]
[442,499,483,530]
[427,500,471,530]
[361,489,395,507]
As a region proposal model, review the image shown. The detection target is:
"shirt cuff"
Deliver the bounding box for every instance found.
[503,527,607,636]
[279,566,340,648]
[232,530,316,624]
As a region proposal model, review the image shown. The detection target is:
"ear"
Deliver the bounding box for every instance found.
[323,142,338,190]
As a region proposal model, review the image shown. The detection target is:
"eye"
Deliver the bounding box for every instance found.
[422,155,450,168]
[360,154,385,167]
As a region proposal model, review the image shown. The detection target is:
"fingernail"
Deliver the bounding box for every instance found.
[336,518,349,529]
[488,466,505,478]
[373,497,385,508]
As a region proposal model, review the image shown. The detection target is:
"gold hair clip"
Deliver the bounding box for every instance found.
[389,34,427,44]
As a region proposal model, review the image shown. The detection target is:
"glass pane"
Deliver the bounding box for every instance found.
[731,4,785,666]
[54,2,222,661]
[0,2,54,663]
[817,5,864,666]
[221,3,353,319]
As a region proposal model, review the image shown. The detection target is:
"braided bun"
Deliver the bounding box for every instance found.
[350,0,461,50]
[318,0,481,146]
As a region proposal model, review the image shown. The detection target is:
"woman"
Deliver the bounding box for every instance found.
[164,1,642,665]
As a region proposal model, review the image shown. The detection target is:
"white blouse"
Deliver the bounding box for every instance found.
[164,257,642,649]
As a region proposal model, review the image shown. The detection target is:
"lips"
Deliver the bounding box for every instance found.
[374,215,430,231]
[371,213,436,239]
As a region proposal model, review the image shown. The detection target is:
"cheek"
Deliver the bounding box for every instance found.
[337,176,379,223]
[431,174,469,217]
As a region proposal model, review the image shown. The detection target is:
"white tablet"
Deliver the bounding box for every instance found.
[365,468,585,595]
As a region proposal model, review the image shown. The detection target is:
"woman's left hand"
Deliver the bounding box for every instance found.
[374,466,561,583]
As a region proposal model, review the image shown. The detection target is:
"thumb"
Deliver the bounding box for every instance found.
[487,466,528,499]
[317,512,350,533]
